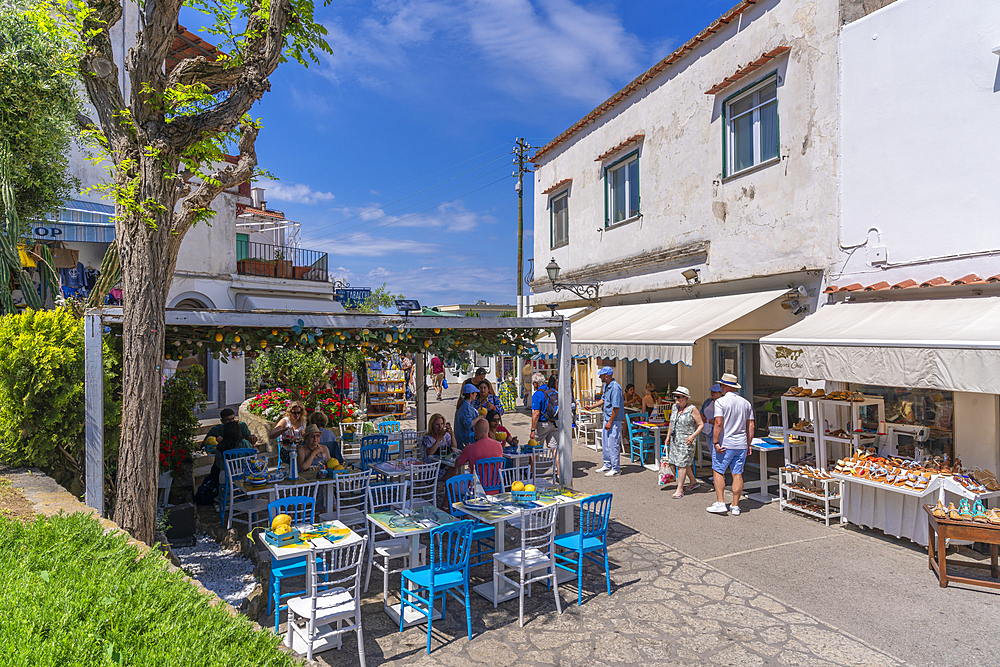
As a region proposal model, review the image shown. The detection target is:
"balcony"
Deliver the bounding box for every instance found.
[236,240,329,283]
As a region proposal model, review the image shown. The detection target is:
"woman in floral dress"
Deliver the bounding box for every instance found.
[666,386,704,498]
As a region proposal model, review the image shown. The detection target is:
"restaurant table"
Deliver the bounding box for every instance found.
[745,438,783,504]
[925,504,1000,590]
[241,468,341,521]
[366,506,458,626]
[634,420,669,472]
[452,483,592,604]
[369,458,421,480]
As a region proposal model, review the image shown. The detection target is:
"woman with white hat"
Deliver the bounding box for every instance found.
[664,386,704,498]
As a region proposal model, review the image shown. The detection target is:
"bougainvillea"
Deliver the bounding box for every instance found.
[246,388,362,425]
[159,437,190,477]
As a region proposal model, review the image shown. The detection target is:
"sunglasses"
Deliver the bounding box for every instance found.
[291,410,303,414]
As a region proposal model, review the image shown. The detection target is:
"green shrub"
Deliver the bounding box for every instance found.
[0,512,299,666]
[161,364,206,451]
[0,308,120,473]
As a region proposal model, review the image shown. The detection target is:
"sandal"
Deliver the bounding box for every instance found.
[672,492,684,499]
[685,482,701,492]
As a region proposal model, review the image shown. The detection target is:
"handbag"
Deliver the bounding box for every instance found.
[442,377,448,389]
[658,458,675,486]
[49,242,79,269]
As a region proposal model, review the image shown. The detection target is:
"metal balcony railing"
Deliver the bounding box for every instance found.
[235,240,329,282]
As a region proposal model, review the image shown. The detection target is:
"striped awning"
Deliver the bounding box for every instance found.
[30,200,116,243]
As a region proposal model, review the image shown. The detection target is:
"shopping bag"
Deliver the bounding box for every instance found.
[658,458,675,486]
[442,378,448,389]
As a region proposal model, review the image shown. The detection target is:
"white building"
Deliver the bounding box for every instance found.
[33,25,340,408]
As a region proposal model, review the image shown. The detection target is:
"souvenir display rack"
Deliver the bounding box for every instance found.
[366,360,406,419]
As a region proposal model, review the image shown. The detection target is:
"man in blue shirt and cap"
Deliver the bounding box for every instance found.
[591,366,624,476]
[455,383,480,449]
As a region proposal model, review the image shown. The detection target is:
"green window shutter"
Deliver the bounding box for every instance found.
[236,233,249,260]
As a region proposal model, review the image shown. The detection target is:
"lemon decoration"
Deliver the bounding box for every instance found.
[215,333,223,342]
[434,328,441,334]
[234,335,241,342]
[524,484,536,493]
[204,436,218,446]
[271,514,293,530]
[273,524,293,535]
[511,481,525,492]
[479,408,487,416]
[260,340,267,348]
[327,343,336,351]
[527,438,539,448]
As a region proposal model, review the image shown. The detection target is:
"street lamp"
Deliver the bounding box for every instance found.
[545,258,600,304]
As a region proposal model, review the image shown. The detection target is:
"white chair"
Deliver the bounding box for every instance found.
[501,464,532,492]
[334,470,371,536]
[364,481,426,600]
[492,504,562,627]
[407,461,440,509]
[400,430,421,458]
[275,480,319,501]
[223,452,270,530]
[532,448,557,486]
[577,410,598,445]
[285,536,368,663]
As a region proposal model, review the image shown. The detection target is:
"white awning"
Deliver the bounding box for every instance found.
[760,297,1000,394]
[235,294,345,313]
[535,289,788,365]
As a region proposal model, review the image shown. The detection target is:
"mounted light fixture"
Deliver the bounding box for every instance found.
[545,258,599,305]
[682,268,701,285]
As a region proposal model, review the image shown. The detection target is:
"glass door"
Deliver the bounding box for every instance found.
[713,341,750,400]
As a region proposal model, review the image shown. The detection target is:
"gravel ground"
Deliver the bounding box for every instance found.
[174,534,257,606]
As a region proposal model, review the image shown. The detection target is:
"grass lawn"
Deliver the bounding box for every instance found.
[0,511,300,666]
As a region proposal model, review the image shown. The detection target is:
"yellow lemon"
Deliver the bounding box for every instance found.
[496,432,507,441]
[524,484,536,493]
[327,343,336,351]
[271,514,292,530]
[204,436,218,446]
[434,328,441,334]
[234,335,241,342]
[342,416,354,423]
[479,408,487,416]
[511,481,525,492]
[274,524,292,535]
[527,438,539,448]
[215,333,223,342]
[326,458,340,470]
[271,329,278,336]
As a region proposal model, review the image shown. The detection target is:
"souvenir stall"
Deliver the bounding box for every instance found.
[762,296,1000,545]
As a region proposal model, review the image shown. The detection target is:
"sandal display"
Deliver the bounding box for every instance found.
[972,499,989,523]
[958,498,973,521]
[931,499,947,518]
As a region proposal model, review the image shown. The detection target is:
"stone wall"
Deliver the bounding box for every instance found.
[239,398,278,453]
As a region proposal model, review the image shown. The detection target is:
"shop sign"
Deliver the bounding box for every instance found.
[574,344,620,358]
[772,345,805,371]
[335,287,371,308]
[32,226,64,238]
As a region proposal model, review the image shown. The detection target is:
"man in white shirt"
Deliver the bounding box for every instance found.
[707,373,755,516]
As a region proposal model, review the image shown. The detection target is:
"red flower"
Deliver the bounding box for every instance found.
[159,453,166,462]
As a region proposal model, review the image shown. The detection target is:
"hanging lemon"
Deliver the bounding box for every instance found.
[434,328,441,334]
[234,335,241,343]
[271,329,278,336]
[215,333,223,342]
[260,340,267,348]
[327,343,336,351]
[425,340,431,347]
[386,334,392,343]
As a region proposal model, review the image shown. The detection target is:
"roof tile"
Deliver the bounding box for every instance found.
[863,281,890,291]
[919,277,948,287]
[951,274,983,285]
[836,283,863,292]
[890,279,918,289]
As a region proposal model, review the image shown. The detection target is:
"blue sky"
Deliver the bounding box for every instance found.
[183,1,736,307]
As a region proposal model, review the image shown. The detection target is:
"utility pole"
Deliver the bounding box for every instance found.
[513,137,532,407]
[513,138,533,317]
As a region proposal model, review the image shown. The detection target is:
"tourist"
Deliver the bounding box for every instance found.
[268,401,306,440]
[454,383,479,449]
[529,372,558,448]
[422,413,455,460]
[477,379,504,417]
[431,354,446,400]
[204,408,257,446]
[624,383,641,408]
[707,373,755,516]
[665,386,704,498]
[454,418,503,483]
[472,366,487,386]
[641,383,661,419]
[401,353,413,399]
[211,420,252,485]
[330,368,353,398]
[590,366,624,477]
[297,424,332,470]
[486,409,517,447]
[307,411,344,466]
[701,383,723,454]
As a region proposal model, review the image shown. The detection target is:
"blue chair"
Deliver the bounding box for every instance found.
[626,412,655,464]
[474,457,505,495]
[446,475,495,565]
[359,436,390,474]
[266,495,316,633]
[554,492,613,606]
[218,447,260,526]
[399,520,475,653]
[377,420,402,455]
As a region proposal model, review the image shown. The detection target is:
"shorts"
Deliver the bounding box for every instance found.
[712,446,748,475]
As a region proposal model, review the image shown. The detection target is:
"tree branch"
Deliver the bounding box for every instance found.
[171,121,258,244]
[166,57,244,91]
[79,0,131,156]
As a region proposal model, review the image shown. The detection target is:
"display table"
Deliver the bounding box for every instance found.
[833,473,937,545]
[745,439,783,504]
[925,504,1000,590]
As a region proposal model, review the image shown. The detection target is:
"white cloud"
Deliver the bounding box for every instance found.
[302,232,441,258]
[256,179,336,205]
[320,0,644,104]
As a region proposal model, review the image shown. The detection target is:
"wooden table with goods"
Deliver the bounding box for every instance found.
[925,504,1000,590]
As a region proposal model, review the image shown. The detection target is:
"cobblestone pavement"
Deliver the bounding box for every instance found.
[298,519,903,667]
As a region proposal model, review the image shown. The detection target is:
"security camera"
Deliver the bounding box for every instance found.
[792,304,809,316]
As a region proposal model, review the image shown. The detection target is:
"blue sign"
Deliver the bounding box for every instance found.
[335,288,371,308]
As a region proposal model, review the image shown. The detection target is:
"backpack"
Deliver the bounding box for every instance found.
[193,475,219,505]
[542,387,559,421]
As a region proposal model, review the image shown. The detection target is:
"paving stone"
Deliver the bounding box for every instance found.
[465,638,516,665]
[593,632,643,663]
[710,644,766,667]
[750,594,791,614]
[687,584,727,600]
[760,626,790,644]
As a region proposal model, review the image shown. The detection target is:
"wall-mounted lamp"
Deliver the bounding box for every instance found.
[682,268,701,285]
[545,258,600,304]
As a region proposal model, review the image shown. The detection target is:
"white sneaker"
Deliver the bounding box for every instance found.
[605,469,621,477]
[595,465,610,473]
[730,505,741,516]
[707,501,729,514]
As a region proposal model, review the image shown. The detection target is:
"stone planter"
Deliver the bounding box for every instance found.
[239,398,278,453]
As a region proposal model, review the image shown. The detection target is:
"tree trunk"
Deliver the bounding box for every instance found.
[112,177,177,544]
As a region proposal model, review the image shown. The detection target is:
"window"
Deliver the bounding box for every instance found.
[604,151,639,226]
[725,76,779,176]
[550,191,569,248]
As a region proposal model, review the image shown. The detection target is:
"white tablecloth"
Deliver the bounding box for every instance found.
[841,479,935,546]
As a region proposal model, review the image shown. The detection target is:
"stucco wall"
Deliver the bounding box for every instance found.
[532,0,840,305]
[837,0,1000,285]
[174,191,240,277]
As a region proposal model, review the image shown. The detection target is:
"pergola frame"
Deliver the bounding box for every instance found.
[84,307,573,515]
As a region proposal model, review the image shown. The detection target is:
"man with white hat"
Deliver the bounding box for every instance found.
[590,366,624,477]
[707,373,755,516]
